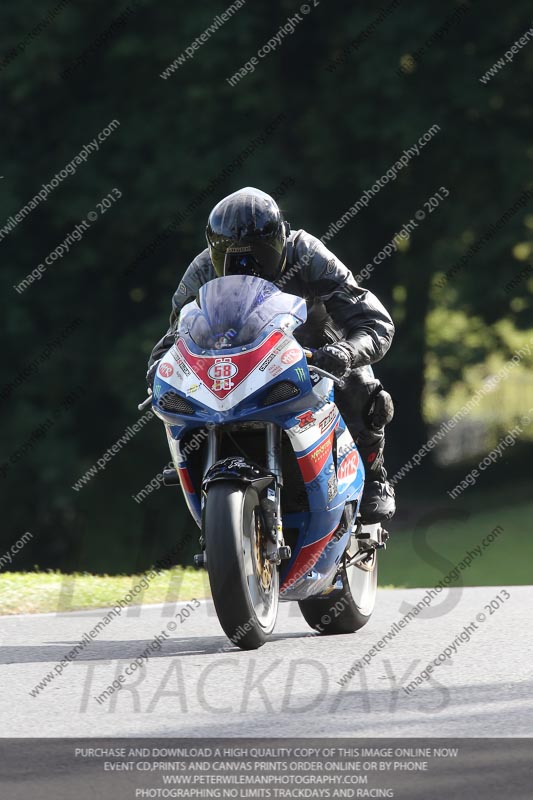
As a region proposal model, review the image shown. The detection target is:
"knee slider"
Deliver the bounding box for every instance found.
[365,388,394,431]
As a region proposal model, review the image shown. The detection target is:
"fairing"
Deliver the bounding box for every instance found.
[152,276,365,601]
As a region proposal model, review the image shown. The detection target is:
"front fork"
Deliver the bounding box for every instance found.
[264,423,286,564]
[198,423,289,566]
[204,425,219,474]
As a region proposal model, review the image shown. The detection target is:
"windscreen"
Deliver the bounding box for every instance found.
[179,275,307,349]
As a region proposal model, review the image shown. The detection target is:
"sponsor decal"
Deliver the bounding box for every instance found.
[338,449,359,483]
[268,364,283,377]
[297,432,335,483]
[281,348,301,365]
[187,383,201,394]
[259,352,276,372]
[178,282,187,295]
[310,438,331,462]
[295,366,306,382]
[319,407,337,434]
[310,371,322,386]
[207,358,238,392]
[159,362,174,378]
[327,473,338,502]
[224,457,247,470]
[176,330,284,399]
[296,410,316,429]
[170,346,191,375]
[260,338,289,372]
[326,258,336,274]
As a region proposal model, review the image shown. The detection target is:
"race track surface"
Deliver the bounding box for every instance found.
[1,586,530,737]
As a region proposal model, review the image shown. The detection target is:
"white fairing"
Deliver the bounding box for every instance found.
[284,395,339,452]
[155,332,305,412]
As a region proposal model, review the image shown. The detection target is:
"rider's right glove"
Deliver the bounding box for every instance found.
[146,360,161,389]
[310,341,359,380]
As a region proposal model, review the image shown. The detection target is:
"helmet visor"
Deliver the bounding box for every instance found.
[208,235,285,281]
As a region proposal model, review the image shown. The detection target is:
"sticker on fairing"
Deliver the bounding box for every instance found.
[337,449,359,489]
[207,358,239,392]
[281,348,301,365]
[159,362,174,378]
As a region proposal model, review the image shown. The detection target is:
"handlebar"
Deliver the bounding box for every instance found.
[138,394,153,411]
[307,365,345,389]
[303,350,346,389]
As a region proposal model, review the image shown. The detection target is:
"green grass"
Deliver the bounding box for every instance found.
[379,498,532,587]
[0,567,210,615]
[1,494,530,615]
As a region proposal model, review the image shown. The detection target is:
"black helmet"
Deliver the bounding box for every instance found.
[206,187,289,281]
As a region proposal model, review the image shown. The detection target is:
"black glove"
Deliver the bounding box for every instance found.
[146,360,161,389]
[310,341,358,380]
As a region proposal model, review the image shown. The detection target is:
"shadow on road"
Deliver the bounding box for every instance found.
[0,630,319,664]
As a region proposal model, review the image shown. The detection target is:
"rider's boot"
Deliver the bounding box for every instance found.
[357,429,396,524]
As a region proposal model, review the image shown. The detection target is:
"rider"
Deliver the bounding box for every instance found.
[147,187,395,523]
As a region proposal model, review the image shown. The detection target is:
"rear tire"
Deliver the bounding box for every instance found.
[298,533,378,635]
[204,481,279,650]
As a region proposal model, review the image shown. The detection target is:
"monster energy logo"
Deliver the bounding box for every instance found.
[295,367,306,382]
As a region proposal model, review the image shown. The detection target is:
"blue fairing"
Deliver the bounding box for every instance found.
[152,276,365,600]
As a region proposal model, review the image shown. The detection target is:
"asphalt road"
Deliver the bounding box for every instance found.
[1,586,531,737]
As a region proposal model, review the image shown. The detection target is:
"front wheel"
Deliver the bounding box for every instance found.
[298,531,378,635]
[204,481,279,650]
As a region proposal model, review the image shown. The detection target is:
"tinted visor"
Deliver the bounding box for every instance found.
[209,236,285,281]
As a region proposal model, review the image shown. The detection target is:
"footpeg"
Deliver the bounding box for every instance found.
[374,527,389,549]
[356,523,389,549]
[193,553,206,569]
[163,468,180,486]
[279,545,291,560]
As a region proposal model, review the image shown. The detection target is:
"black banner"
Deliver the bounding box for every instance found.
[0,738,531,799]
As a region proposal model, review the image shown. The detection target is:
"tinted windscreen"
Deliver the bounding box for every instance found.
[180,275,307,349]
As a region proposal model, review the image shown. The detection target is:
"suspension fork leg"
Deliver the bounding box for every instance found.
[201,427,219,527]
[265,424,285,555]
[204,426,219,474]
[265,423,283,485]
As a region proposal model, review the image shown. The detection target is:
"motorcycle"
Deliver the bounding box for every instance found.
[140,275,388,650]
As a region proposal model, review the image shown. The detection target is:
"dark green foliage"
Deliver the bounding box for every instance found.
[1,0,531,570]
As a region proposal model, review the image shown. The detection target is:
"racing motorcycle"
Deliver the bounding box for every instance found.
[140,275,388,650]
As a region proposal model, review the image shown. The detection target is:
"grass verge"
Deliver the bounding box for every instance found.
[380,497,531,587]
[0,567,210,615]
[1,493,529,614]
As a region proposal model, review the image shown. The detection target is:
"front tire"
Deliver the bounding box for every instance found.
[298,531,378,635]
[204,481,279,650]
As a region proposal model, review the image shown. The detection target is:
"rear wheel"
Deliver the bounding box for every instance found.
[298,530,378,635]
[204,481,279,650]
